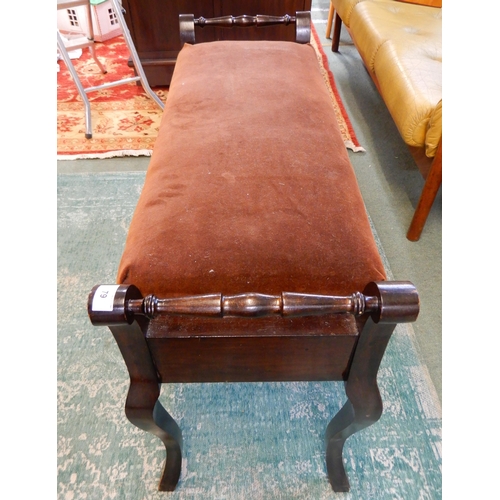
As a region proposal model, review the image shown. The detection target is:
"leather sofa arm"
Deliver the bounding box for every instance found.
[425,100,442,158]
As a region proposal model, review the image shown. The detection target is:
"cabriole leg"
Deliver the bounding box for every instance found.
[109,320,183,491]
[122,369,183,491]
[108,320,183,491]
[325,319,392,491]
[325,281,419,491]
[88,284,183,491]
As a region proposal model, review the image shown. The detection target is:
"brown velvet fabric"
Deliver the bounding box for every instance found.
[117,41,386,299]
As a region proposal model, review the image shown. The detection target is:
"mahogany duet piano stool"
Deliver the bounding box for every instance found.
[88,12,419,493]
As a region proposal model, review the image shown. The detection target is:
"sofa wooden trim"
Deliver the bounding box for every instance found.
[406,139,442,240]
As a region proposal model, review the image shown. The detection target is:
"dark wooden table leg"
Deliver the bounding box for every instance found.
[325,281,419,491]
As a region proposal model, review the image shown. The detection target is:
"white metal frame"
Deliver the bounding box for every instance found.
[57,0,164,139]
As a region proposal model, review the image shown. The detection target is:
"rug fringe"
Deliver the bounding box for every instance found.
[58,143,364,161]
[345,140,366,153]
[57,149,153,161]
[59,143,364,160]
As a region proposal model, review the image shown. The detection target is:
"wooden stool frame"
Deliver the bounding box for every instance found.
[88,281,419,492]
[87,12,420,493]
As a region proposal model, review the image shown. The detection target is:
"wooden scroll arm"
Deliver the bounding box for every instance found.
[179,11,311,45]
[88,282,419,325]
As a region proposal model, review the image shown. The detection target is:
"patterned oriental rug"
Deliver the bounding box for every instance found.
[57,26,364,159]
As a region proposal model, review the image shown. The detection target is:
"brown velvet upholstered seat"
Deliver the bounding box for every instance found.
[117,40,386,302]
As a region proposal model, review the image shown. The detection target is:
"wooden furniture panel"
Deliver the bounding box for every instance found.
[147,313,360,383]
[122,0,312,85]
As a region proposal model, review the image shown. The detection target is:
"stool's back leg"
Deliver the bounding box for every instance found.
[325,319,394,491]
[325,281,419,492]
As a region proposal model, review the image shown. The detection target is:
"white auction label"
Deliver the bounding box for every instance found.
[92,285,120,312]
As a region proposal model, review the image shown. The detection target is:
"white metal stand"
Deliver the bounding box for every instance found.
[57,0,164,139]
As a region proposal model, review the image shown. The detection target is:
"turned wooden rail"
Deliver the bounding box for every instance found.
[89,283,419,325]
[179,11,311,45]
[91,288,380,320]
[193,14,297,28]
[131,291,379,319]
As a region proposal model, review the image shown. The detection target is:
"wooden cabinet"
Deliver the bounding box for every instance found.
[122,0,312,86]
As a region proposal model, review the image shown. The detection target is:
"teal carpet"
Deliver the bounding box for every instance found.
[58,172,442,499]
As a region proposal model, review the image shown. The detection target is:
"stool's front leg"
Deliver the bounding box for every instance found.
[110,321,183,491]
[325,282,419,492]
[88,285,183,491]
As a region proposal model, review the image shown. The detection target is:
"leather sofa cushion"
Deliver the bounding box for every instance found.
[350,0,441,73]
[374,39,442,153]
[350,0,441,154]
[117,40,386,300]
[331,0,441,30]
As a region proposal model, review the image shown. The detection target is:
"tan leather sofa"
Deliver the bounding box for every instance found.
[327,0,442,241]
